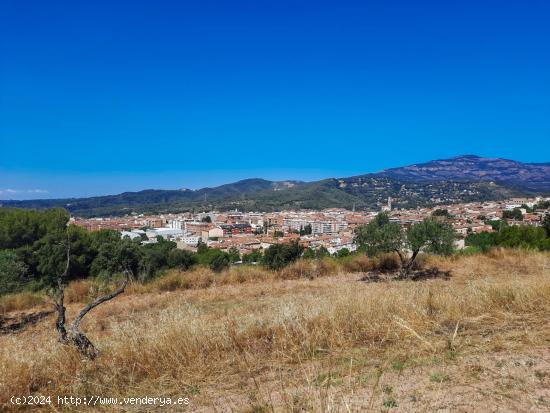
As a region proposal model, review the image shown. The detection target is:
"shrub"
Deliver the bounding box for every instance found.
[167,249,197,271]
[210,254,230,273]
[262,241,303,270]
[0,250,28,295]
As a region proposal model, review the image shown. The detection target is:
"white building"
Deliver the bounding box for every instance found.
[146,228,184,240]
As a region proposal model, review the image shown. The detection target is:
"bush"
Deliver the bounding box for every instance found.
[242,250,263,264]
[210,254,230,273]
[167,249,197,271]
[262,241,303,270]
[0,250,28,295]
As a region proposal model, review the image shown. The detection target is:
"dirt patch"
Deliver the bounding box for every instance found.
[0,310,54,334]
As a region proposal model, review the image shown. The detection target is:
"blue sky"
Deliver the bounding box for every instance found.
[1,0,549,199]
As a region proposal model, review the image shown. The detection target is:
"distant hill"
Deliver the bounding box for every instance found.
[376,155,550,193]
[2,155,548,217]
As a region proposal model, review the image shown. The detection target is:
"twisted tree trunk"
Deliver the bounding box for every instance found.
[52,233,130,360]
[67,272,129,359]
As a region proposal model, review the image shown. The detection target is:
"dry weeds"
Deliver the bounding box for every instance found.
[0,249,549,412]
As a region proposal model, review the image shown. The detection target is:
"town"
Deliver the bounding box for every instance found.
[72,196,550,257]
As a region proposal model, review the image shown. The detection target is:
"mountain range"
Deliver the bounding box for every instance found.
[2,155,549,217]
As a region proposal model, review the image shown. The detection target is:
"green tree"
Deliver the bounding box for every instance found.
[262,241,303,270]
[227,247,241,263]
[403,218,455,272]
[465,232,496,252]
[0,250,28,295]
[495,225,550,250]
[302,248,316,259]
[299,224,312,236]
[303,246,329,259]
[210,254,230,272]
[196,239,209,254]
[167,249,197,271]
[334,248,350,258]
[242,250,262,264]
[354,213,402,257]
[432,209,450,218]
[355,214,455,275]
[140,238,176,280]
[502,208,523,221]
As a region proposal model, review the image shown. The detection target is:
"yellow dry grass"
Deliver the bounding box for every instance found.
[0,249,549,412]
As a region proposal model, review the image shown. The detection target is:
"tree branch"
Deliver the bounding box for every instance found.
[67,270,131,359]
[69,271,129,335]
[53,232,71,343]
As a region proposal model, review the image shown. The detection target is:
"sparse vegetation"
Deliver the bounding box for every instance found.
[0,248,549,411]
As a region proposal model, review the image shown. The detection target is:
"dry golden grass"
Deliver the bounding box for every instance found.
[0,292,45,315]
[0,249,549,412]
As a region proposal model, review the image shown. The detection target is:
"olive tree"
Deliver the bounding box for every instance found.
[355,213,455,276]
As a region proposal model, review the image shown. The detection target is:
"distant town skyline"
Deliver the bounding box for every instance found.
[1,0,549,199]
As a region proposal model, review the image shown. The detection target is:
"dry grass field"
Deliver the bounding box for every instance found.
[1,249,549,412]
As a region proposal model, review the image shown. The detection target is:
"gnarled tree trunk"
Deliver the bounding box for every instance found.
[52,233,130,360]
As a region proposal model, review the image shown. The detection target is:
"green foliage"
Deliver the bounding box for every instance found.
[303,246,330,259]
[407,218,455,256]
[0,250,28,295]
[262,241,304,270]
[227,247,241,263]
[355,213,455,273]
[299,224,312,236]
[210,254,230,272]
[196,239,208,254]
[502,208,523,221]
[485,219,503,231]
[167,249,197,271]
[201,215,212,223]
[140,238,176,281]
[334,248,351,258]
[354,213,402,257]
[432,208,450,217]
[466,224,550,251]
[495,226,549,250]
[196,245,229,267]
[521,204,534,213]
[465,232,496,252]
[242,250,263,264]
[0,208,69,250]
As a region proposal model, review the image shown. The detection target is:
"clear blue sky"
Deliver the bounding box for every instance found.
[1,0,549,199]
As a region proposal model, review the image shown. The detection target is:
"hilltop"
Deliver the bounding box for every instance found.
[377,155,550,192]
[2,155,549,217]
